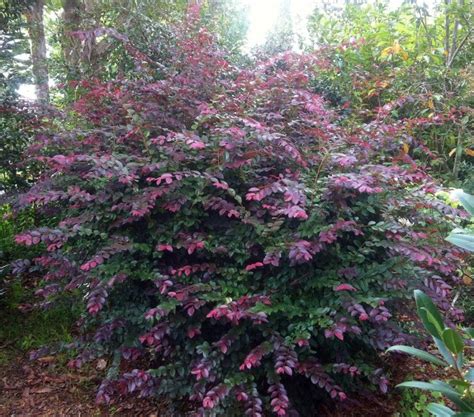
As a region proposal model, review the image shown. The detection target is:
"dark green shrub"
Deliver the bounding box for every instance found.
[0,204,37,263]
[0,103,43,193]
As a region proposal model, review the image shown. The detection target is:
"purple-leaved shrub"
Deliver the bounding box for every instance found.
[13,7,468,416]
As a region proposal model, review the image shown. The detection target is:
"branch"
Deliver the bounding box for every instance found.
[447,29,472,68]
[444,0,451,63]
[68,27,167,72]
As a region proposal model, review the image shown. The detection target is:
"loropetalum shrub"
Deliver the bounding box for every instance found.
[13,11,468,417]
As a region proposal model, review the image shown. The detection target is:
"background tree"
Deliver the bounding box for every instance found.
[0,0,33,101]
[61,0,83,80]
[307,0,473,188]
[259,0,295,55]
[48,0,247,87]
[25,0,49,103]
[0,0,43,194]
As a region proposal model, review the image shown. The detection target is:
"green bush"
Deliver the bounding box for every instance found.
[0,204,38,264]
[0,103,43,193]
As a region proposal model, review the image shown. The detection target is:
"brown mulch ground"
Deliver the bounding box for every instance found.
[0,350,165,417]
[0,348,453,417]
[318,355,429,417]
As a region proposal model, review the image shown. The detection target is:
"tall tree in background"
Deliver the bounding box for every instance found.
[53,0,188,84]
[261,0,294,54]
[25,0,49,103]
[62,0,83,80]
[0,0,41,193]
[444,0,472,69]
[0,0,32,101]
[49,0,248,87]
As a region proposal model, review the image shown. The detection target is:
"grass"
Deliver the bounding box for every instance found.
[0,204,80,366]
[0,280,79,353]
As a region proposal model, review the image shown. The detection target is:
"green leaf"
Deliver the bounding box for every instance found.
[425,308,446,338]
[396,381,458,397]
[457,191,474,216]
[465,368,474,382]
[442,328,464,354]
[465,328,474,339]
[434,337,456,367]
[396,380,473,411]
[426,403,455,417]
[446,232,474,252]
[414,290,445,339]
[418,308,442,339]
[428,380,473,406]
[449,379,471,391]
[387,345,446,366]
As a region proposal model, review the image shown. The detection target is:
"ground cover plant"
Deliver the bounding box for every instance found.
[10,7,470,417]
[388,290,474,416]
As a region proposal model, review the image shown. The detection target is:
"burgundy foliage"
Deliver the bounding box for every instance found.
[13,7,467,416]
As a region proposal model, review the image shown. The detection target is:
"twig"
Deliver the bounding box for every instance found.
[447,29,472,68]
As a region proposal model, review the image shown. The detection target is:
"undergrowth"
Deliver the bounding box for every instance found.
[395,390,444,417]
[0,280,78,354]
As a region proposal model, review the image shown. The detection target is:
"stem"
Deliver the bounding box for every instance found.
[452,128,463,179]
[444,0,451,65]
[449,0,460,63]
[447,29,472,68]
[314,151,330,185]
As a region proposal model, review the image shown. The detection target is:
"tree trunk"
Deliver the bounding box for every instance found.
[25,0,49,103]
[444,0,451,65]
[62,0,84,80]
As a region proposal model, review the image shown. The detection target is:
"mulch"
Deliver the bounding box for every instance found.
[0,351,164,417]
[0,348,452,417]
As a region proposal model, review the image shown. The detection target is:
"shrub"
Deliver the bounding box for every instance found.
[307,2,474,186]
[0,102,43,193]
[13,14,467,416]
[0,204,38,262]
[0,204,39,301]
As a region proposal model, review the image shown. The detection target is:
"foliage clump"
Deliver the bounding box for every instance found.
[13,10,467,416]
[0,103,44,194]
